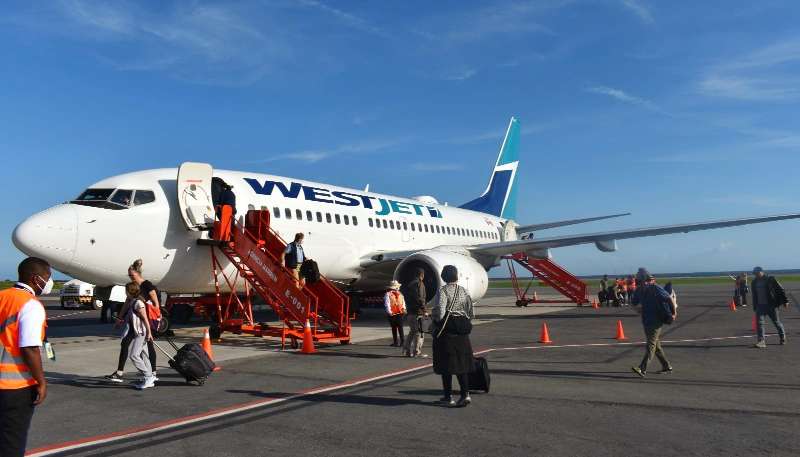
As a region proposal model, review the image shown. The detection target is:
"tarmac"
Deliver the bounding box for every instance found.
[25,283,800,457]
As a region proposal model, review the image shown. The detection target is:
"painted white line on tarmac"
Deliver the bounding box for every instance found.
[27,362,435,456]
[488,333,760,352]
[26,333,758,456]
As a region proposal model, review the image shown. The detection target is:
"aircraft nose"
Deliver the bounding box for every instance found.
[12,205,78,268]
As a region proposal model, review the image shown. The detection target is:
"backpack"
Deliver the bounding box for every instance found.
[299,259,320,284]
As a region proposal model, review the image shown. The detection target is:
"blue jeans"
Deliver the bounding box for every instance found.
[756,307,786,342]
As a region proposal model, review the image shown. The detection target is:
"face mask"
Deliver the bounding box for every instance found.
[34,275,53,296]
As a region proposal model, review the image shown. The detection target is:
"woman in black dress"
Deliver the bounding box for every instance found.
[432,265,475,407]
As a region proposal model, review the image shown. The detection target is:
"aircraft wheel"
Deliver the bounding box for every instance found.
[154,317,170,336]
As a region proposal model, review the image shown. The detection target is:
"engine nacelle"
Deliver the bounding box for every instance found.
[394,248,489,302]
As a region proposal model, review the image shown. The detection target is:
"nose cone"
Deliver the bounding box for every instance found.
[12,205,78,268]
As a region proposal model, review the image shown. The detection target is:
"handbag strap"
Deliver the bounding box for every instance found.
[436,285,459,338]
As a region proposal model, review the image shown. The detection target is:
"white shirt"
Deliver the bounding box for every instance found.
[15,283,46,348]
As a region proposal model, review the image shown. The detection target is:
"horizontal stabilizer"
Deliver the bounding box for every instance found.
[517,212,631,233]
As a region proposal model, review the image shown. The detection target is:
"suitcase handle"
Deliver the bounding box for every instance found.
[151,340,177,362]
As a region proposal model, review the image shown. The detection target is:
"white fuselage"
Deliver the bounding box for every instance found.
[13,168,508,294]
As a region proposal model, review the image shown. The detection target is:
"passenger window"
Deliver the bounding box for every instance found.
[369,218,373,227]
[133,190,155,206]
[410,223,415,231]
[446,227,451,235]
[110,189,133,207]
[273,207,280,218]
[296,209,303,220]
[424,224,429,233]
[417,223,422,231]
[382,219,388,229]
[335,214,341,224]
[389,220,395,229]
[402,222,407,230]
[344,215,350,225]
[316,212,323,222]
[306,210,313,221]
[353,216,358,226]
[285,208,292,219]
[326,213,332,223]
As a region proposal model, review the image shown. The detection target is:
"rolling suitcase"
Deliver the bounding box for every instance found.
[469,356,491,393]
[153,339,215,385]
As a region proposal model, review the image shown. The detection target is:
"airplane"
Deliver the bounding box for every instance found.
[11,117,800,302]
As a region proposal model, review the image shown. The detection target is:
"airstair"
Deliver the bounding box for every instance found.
[504,253,589,306]
[200,209,351,347]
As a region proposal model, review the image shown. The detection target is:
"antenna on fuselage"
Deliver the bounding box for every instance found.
[364,184,370,192]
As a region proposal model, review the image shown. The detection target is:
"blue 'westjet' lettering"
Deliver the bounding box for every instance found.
[244,178,443,218]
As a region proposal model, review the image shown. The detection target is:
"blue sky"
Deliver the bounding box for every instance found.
[1,0,799,279]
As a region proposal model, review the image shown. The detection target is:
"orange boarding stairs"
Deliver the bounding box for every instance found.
[504,252,589,306]
[201,209,351,348]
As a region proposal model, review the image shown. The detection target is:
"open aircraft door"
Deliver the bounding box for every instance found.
[177,162,215,231]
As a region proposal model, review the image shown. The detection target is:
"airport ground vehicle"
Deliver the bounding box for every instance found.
[60,280,125,310]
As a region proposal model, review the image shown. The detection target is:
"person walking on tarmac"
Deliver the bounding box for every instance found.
[401,268,428,357]
[599,275,609,306]
[0,257,51,457]
[631,269,676,378]
[734,273,750,308]
[432,265,475,407]
[283,233,306,288]
[384,280,406,347]
[104,260,160,383]
[123,282,155,390]
[751,266,788,348]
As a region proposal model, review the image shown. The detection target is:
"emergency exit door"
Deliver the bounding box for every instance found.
[177,162,215,231]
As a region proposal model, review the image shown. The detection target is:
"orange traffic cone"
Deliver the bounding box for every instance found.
[301,319,316,354]
[614,320,627,341]
[592,298,599,309]
[202,328,221,371]
[539,322,552,344]
[729,299,737,312]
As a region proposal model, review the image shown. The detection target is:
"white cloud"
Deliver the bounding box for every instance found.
[441,68,477,81]
[698,37,800,102]
[296,0,386,37]
[620,0,654,24]
[251,138,406,164]
[48,1,288,85]
[585,85,667,114]
[411,163,464,172]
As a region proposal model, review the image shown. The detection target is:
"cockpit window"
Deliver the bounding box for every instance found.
[71,188,156,209]
[110,189,133,207]
[75,188,115,202]
[133,190,155,206]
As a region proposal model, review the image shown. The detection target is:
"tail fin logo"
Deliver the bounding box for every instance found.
[459,117,520,219]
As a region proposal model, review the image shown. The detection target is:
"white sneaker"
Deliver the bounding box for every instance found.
[135,376,156,390]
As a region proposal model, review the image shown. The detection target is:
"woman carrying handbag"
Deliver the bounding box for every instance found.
[432,265,474,408]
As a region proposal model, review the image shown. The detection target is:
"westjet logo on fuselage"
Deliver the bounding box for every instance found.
[244,178,443,218]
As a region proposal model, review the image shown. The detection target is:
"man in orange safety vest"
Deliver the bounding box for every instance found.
[0,257,51,457]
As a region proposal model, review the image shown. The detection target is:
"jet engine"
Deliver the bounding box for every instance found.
[394,248,489,302]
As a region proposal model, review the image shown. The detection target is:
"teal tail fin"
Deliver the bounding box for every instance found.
[459,117,520,219]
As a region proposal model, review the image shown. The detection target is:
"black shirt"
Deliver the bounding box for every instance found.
[140,280,159,305]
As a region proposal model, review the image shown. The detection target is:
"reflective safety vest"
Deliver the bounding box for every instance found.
[0,287,45,390]
[388,291,405,316]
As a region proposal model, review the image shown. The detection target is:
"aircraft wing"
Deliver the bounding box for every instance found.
[516,212,630,233]
[471,213,800,257]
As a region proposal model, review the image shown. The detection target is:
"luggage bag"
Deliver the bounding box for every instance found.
[153,339,215,385]
[469,356,491,393]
